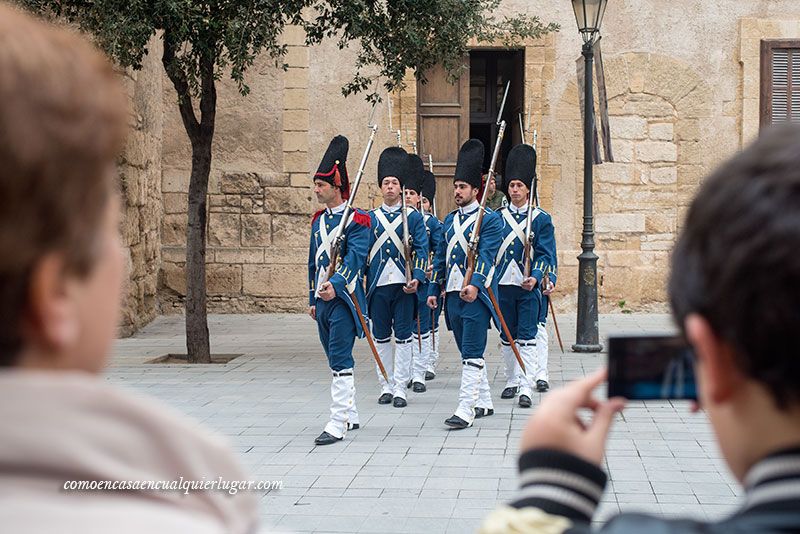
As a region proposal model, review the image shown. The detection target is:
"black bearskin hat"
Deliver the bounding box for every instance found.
[453,139,484,189]
[377,146,409,187]
[421,170,436,205]
[503,143,536,192]
[405,153,425,194]
[313,135,350,199]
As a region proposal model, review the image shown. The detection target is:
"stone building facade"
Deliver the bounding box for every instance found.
[118,1,800,333]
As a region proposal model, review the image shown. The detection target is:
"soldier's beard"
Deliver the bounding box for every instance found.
[454,193,476,207]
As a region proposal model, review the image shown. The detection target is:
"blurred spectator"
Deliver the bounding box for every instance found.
[0,5,259,533]
[481,125,800,533]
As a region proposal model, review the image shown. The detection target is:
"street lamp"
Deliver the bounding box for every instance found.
[571,0,606,353]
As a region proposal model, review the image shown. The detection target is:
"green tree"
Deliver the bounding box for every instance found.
[18,0,556,363]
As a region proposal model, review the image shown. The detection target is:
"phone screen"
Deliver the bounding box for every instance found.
[607,335,697,400]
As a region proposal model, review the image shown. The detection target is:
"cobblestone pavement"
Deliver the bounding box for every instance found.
[110,313,740,533]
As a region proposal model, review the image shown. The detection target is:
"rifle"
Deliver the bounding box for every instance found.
[427,153,438,218]
[522,129,538,278]
[461,81,526,374]
[425,153,437,349]
[323,105,389,380]
[544,266,565,354]
[407,129,417,155]
[463,80,509,288]
[519,124,564,354]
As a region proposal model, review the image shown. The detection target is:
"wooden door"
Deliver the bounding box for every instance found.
[417,61,469,217]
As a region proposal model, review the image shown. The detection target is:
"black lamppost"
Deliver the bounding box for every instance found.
[571,0,607,353]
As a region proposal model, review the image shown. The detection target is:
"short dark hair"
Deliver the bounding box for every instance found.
[669,124,800,409]
[0,6,127,366]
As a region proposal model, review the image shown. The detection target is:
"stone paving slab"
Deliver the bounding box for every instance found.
[109,313,740,533]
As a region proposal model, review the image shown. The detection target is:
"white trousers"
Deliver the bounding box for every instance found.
[392,339,413,399]
[535,323,549,382]
[411,332,431,384]
[426,328,440,374]
[324,369,356,438]
[476,362,494,411]
[454,358,484,423]
[501,342,520,389]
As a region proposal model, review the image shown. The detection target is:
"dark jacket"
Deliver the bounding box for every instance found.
[480,447,800,533]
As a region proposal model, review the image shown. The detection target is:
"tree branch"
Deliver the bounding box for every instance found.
[162,30,200,140]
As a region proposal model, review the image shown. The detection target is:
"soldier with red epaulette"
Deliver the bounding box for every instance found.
[308,135,371,446]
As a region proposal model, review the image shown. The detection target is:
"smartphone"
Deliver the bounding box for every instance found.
[607,335,697,400]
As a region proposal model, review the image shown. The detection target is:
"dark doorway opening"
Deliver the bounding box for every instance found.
[469,50,525,185]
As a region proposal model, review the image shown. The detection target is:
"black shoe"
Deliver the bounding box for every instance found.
[314,431,342,446]
[444,415,472,429]
[536,380,550,392]
[425,371,436,381]
[501,386,519,399]
[378,393,393,404]
[393,397,407,408]
[347,423,360,430]
[412,381,427,393]
[474,407,495,418]
[519,395,532,408]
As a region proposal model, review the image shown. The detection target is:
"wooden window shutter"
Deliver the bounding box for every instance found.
[760,40,800,128]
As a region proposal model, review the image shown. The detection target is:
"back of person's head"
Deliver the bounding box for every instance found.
[0,5,128,369]
[669,124,800,410]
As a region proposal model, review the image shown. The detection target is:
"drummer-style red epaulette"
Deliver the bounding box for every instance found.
[352,209,371,228]
[311,209,325,225]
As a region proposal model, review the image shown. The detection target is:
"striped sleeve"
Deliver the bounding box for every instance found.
[510,449,607,523]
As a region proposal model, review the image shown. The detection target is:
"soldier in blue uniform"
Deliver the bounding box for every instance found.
[402,156,440,392]
[420,169,444,382]
[307,135,372,446]
[366,147,429,408]
[494,144,557,408]
[427,139,503,429]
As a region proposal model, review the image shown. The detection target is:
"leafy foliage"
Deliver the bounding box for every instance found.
[18,0,557,102]
[304,0,559,101]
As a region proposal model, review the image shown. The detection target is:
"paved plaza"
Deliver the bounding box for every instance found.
[110,313,741,533]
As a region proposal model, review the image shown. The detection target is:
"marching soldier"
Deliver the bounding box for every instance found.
[495,144,557,408]
[308,135,372,445]
[366,147,429,408]
[420,169,444,381]
[427,139,503,429]
[403,155,439,392]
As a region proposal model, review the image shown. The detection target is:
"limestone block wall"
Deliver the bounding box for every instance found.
[135,1,800,327]
[159,31,302,313]
[118,36,163,336]
[499,0,800,312]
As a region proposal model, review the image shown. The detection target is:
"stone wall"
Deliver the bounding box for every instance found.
[497,0,800,312]
[118,36,163,336]
[135,1,800,325]
[159,30,304,313]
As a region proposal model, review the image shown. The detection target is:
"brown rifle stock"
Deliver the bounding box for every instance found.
[487,287,526,374]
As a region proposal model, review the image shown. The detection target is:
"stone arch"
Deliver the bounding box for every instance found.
[553,52,712,312]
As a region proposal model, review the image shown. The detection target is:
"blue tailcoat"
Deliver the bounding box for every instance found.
[418,212,444,329]
[495,207,558,288]
[308,208,370,338]
[365,206,429,302]
[428,206,503,330]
